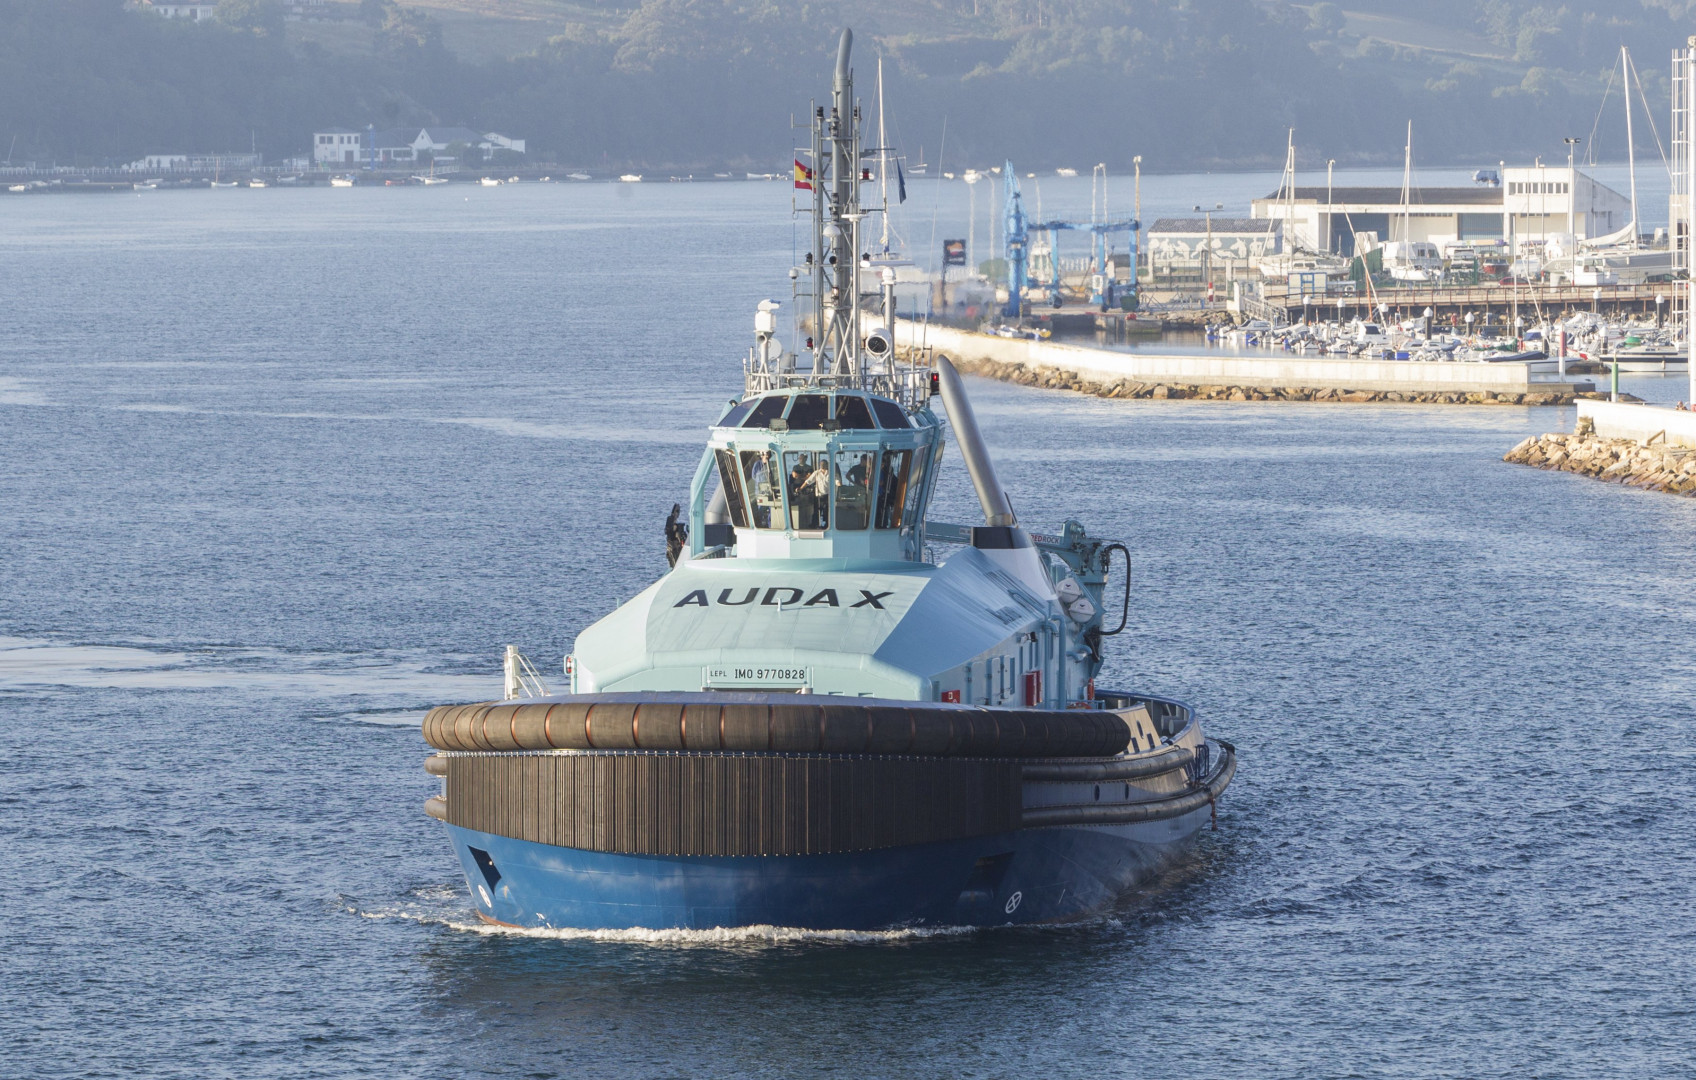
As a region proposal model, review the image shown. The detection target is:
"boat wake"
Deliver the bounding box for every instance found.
[0,635,491,716]
[352,891,981,947]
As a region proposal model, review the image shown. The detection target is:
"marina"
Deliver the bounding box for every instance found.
[9,9,1696,1077]
[4,115,1695,1080]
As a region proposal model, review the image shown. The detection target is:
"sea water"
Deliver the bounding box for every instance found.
[1,178,1693,1078]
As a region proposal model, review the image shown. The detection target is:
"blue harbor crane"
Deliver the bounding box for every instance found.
[1001,162,1139,317]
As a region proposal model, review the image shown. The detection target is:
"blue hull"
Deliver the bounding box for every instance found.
[444,808,1209,930]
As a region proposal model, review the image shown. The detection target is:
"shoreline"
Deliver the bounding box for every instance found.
[934,353,1620,406]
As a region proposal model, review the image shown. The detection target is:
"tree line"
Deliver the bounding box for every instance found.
[0,0,1685,171]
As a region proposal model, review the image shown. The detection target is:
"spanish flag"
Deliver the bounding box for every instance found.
[793,159,814,191]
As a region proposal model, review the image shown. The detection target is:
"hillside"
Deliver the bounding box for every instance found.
[1,0,1690,172]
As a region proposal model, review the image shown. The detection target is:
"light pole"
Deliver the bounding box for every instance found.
[1133,155,1143,281]
[1564,137,1580,237]
[1326,158,1336,253]
[1133,155,1142,225]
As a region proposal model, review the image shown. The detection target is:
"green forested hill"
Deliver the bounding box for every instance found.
[1,0,1690,171]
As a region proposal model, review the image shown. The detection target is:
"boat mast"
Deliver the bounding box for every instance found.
[814,28,862,382]
[1624,44,1640,239]
[878,56,890,254]
[1400,120,1412,247]
[1284,129,1296,254]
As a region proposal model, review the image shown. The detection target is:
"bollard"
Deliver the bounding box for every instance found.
[1611,360,1620,402]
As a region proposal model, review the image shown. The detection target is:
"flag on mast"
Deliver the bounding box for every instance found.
[793,160,814,191]
[896,161,906,203]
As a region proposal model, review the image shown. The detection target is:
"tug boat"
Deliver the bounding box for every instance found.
[419,29,1235,931]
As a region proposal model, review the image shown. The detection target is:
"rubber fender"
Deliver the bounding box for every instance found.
[1020,741,1236,827]
[424,755,448,777]
[424,795,448,821]
[1021,743,1193,782]
[421,692,1132,759]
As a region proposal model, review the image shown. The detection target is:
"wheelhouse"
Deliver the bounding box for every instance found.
[695,388,942,562]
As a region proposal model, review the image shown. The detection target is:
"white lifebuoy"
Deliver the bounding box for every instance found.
[1004,891,1022,915]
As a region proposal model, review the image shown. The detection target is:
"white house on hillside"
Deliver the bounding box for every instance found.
[313,128,364,166]
[135,1,219,19]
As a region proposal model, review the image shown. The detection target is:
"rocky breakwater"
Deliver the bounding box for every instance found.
[942,355,1594,406]
[1504,426,1696,496]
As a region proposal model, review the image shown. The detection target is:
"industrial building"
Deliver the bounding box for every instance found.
[1145,218,1279,287]
[1249,166,1636,255]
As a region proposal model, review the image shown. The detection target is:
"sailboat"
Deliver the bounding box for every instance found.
[1253,130,1349,280]
[1382,122,1443,283]
[1577,46,1675,280]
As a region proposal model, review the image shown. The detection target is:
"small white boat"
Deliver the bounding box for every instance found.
[567,172,591,181]
[329,176,355,187]
[211,180,238,188]
[1055,167,1078,177]
[480,176,503,186]
[619,174,643,183]
[8,183,28,193]
[247,179,267,188]
[414,175,449,185]
[508,176,521,183]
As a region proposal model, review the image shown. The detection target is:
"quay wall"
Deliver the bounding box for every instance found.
[1577,400,1696,450]
[894,322,1595,396]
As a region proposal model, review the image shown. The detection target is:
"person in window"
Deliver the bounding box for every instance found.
[787,459,812,529]
[876,453,904,528]
[664,503,687,567]
[748,452,775,528]
[800,457,830,529]
[846,453,872,490]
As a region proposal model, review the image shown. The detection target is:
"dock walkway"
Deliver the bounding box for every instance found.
[896,322,1597,401]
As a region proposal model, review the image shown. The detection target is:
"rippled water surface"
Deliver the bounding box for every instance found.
[3,182,1694,1079]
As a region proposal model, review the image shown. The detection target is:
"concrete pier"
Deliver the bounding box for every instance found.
[1504,401,1696,496]
[1577,399,1696,450]
[896,321,1597,400]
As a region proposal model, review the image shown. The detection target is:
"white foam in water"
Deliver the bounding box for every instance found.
[357,899,979,947]
[0,377,49,406]
[0,636,493,707]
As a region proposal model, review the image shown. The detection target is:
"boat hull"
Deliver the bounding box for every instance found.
[444,806,1210,930]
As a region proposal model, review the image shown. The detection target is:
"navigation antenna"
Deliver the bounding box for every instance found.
[808,28,863,382]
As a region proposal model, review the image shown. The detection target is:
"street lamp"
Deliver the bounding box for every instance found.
[1133,155,1143,283]
[1132,155,1142,226]
[1564,137,1580,237]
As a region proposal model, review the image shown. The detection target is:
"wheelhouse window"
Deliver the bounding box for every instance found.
[876,449,913,529]
[786,395,830,430]
[833,449,874,530]
[783,451,830,530]
[870,398,909,428]
[718,398,757,428]
[714,449,750,528]
[901,444,931,525]
[834,395,877,430]
[740,449,783,528]
[742,396,788,428]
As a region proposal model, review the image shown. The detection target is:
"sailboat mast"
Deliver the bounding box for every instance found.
[1283,129,1296,253]
[878,56,890,254]
[1401,120,1412,243]
[1624,45,1640,238]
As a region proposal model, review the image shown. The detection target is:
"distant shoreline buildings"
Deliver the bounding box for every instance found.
[311,127,526,168]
